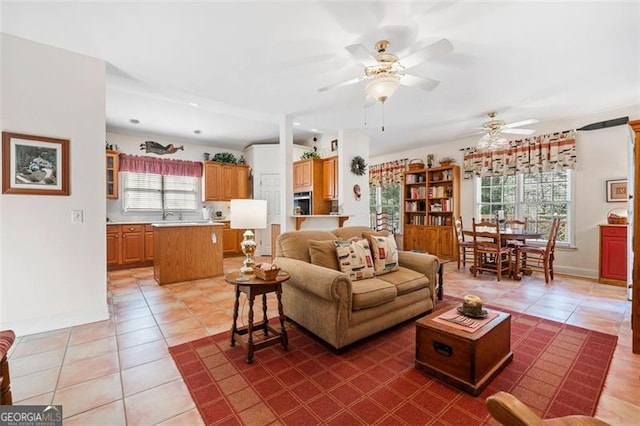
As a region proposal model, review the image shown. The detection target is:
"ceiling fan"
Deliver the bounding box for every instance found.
[475,111,539,149]
[318,38,453,103]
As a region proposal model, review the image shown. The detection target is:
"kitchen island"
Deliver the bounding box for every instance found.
[152,222,224,285]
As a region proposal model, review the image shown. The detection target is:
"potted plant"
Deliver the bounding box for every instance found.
[439,156,456,166]
[301,150,320,160]
[213,152,238,164]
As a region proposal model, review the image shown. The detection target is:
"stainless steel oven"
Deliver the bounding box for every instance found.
[293,191,312,215]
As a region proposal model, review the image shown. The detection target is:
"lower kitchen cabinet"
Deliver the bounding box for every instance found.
[220,221,244,255]
[599,224,627,286]
[107,223,153,270]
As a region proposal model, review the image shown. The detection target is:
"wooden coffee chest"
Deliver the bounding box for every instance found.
[415,309,512,396]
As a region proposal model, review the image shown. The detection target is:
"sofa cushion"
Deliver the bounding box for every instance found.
[332,226,375,240]
[351,278,397,310]
[278,230,337,262]
[335,239,375,280]
[367,234,400,275]
[308,239,339,271]
[376,266,429,296]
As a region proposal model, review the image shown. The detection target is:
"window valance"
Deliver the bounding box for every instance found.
[119,154,202,178]
[369,159,408,187]
[462,130,576,178]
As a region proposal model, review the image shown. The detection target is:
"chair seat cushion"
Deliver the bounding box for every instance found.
[351,279,397,310]
[518,245,546,255]
[376,267,429,295]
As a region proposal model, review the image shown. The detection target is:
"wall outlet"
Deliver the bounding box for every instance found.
[72,210,83,223]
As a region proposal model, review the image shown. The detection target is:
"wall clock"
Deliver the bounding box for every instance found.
[350,156,367,176]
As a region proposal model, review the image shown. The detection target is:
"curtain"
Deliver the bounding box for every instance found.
[462,130,576,179]
[369,159,408,187]
[119,154,202,177]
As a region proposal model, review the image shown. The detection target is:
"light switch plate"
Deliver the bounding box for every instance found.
[72,210,84,223]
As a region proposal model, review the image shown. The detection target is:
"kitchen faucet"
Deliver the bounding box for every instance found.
[162,211,174,220]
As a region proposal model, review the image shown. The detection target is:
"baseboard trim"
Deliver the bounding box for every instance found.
[1,306,109,337]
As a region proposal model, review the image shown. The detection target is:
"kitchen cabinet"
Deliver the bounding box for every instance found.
[293,159,315,192]
[203,162,250,201]
[107,224,149,269]
[220,221,242,255]
[106,150,119,199]
[145,225,154,261]
[322,156,338,200]
[153,223,224,285]
[599,224,627,286]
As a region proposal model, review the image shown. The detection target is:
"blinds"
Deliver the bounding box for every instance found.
[122,172,198,212]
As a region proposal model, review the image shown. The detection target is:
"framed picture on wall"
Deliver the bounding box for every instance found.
[606,179,627,202]
[331,139,338,152]
[2,132,70,196]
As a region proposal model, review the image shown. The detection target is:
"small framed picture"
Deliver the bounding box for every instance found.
[331,139,338,152]
[606,179,627,203]
[2,132,70,196]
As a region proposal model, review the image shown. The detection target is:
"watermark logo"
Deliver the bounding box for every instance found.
[0,405,62,426]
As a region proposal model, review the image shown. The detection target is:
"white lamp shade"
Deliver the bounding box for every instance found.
[230,199,267,229]
[366,75,400,102]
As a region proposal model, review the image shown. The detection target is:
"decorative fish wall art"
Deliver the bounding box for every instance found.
[140,141,184,155]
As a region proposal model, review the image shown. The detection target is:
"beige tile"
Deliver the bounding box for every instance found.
[53,372,122,419]
[11,332,69,358]
[63,399,126,425]
[64,336,118,364]
[158,317,205,338]
[14,391,54,406]
[57,352,120,389]
[157,408,205,426]
[121,356,181,396]
[124,379,195,425]
[10,348,65,378]
[118,339,169,370]
[116,326,164,350]
[10,366,60,402]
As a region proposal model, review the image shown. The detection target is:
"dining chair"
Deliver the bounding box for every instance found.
[0,329,16,405]
[471,218,513,281]
[453,216,474,269]
[514,217,560,283]
[504,218,528,246]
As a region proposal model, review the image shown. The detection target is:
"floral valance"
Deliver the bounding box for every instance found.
[369,159,408,187]
[462,130,576,178]
[119,154,202,177]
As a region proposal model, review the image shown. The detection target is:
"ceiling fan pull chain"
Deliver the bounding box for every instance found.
[363,103,368,128]
[382,102,385,132]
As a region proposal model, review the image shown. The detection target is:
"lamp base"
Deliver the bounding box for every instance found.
[240,229,257,277]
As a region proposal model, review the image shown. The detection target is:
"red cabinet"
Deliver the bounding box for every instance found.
[599,224,627,286]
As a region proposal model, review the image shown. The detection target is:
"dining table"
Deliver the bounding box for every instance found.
[462,229,544,280]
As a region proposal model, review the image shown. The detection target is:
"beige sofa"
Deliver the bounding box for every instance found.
[274,226,439,350]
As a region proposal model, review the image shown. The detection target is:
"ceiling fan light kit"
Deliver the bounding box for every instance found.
[475,111,537,150]
[365,74,400,103]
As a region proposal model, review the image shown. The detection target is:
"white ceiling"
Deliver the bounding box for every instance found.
[2,1,639,156]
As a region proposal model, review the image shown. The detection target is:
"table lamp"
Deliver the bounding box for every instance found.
[230,199,267,277]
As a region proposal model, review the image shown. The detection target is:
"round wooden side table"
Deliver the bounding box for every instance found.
[224,270,290,363]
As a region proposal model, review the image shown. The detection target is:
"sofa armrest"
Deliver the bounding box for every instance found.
[397,251,439,292]
[274,257,352,303]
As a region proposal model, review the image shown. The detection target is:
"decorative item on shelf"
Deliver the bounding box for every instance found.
[230,199,268,277]
[140,141,184,155]
[408,159,425,171]
[238,155,245,164]
[607,208,628,224]
[438,156,455,167]
[350,155,367,176]
[457,295,488,319]
[301,150,320,160]
[426,154,435,168]
[253,263,281,281]
[213,152,238,164]
[202,152,210,161]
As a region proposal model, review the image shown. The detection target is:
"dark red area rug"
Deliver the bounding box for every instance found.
[169,300,617,425]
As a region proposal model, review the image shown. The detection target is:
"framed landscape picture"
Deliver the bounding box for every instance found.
[606,179,627,203]
[2,132,70,196]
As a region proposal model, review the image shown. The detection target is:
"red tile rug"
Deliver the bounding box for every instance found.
[169,300,617,425]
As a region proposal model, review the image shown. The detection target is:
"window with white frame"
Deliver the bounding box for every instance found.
[122,172,198,212]
[369,184,402,233]
[475,170,572,245]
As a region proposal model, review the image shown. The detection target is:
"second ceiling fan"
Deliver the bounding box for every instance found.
[319,38,453,103]
[476,111,539,149]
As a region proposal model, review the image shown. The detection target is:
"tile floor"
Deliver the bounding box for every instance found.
[6,256,640,425]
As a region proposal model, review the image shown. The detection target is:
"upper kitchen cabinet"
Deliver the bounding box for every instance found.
[106,150,119,199]
[293,158,323,193]
[203,161,251,201]
[322,156,338,200]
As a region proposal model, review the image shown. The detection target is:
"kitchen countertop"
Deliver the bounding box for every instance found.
[107,220,225,226]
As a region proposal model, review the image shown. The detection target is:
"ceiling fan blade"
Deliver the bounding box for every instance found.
[577,117,629,131]
[502,118,539,129]
[399,38,453,70]
[400,74,440,91]
[318,76,367,92]
[501,128,535,135]
[345,43,378,67]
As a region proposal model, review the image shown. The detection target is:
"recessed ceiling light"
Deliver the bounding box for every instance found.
[293,121,301,126]
[194,130,202,134]
[310,128,318,132]
[130,119,140,124]
[188,102,199,107]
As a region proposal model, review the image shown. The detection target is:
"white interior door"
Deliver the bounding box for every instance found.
[257,173,281,256]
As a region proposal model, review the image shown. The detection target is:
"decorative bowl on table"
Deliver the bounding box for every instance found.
[607,208,628,224]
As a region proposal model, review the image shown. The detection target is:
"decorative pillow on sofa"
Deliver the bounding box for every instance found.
[334,239,375,280]
[367,235,400,275]
[308,239,340,271]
